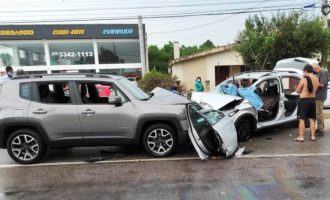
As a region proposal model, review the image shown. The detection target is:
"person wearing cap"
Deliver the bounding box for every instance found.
[313,64,329,136]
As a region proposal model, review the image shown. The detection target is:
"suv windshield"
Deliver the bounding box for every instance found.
[118,77,149,100]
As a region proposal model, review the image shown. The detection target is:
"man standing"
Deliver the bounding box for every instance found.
[0,65,14,80]
[313,64,329,136]
[294,64,319,142]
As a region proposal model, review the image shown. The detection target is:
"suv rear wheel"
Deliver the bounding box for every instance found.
[142,124,177,157]
[6,129,47,164]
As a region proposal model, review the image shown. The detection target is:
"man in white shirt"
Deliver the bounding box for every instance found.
[0,66,14,81]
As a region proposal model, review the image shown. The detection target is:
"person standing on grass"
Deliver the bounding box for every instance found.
[313,64,329,136]
[194,77,204,92]
[294,64,319,142]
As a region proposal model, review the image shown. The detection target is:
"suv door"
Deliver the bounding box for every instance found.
[186,103,238,160]
[28,81,83,145]
[74,81,135,145]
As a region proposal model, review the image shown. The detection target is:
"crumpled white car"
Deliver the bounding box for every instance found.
[192,70,303,141]
[152,88,238,160]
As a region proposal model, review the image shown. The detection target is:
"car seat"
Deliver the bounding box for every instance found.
[39,85,56,103]
[81,84,94,104]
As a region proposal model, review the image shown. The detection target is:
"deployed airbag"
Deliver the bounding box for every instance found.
[220,84,238,96]
[237,87,263,110]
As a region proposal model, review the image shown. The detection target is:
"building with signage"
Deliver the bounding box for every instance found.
[0,24,147,78]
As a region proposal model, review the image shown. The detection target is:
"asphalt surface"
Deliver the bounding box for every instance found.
[1,156,330,200]
[0,120,329,199]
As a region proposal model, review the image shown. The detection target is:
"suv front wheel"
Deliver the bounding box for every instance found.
[7,129,47,164]
[142,124,177,157]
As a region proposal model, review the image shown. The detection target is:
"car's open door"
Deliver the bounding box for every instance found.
[186,103,238,160]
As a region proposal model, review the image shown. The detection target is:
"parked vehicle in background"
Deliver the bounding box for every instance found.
[0,74,238,164]
[273,57,319,75]
[192,70,302,141]
[324,81,330,108]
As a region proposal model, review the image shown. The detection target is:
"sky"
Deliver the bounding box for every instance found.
[0,0,324,47]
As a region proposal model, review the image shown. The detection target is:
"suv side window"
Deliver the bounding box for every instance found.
[37,82,71,104]
[20,83,32,100]
[77,82,128,104]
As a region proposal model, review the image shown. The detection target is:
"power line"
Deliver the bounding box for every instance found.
[0,6,315,24]
[0,3,312,18]
[0,0,308,13]
[150,0,270,34]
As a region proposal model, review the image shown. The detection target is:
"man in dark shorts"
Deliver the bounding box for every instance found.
[294,64,319,142]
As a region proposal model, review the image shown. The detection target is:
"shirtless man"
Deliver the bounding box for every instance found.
[294,64,319,142]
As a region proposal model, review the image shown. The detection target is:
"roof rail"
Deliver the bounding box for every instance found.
[234,70,273,77]
[12,73,113,80]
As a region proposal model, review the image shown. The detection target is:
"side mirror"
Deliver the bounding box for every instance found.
[108,96,122,106]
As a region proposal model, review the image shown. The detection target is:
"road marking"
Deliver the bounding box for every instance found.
[238,152,330,158]
[1,153,330,168]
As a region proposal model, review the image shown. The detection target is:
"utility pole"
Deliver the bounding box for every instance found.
[321,0,329,28]
[138,15,147,76]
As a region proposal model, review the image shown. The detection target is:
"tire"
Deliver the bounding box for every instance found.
[142,123,177,157]
[236,118,253,142]
[6,129,47,165]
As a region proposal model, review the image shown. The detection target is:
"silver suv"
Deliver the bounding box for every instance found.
[0,74,191,164]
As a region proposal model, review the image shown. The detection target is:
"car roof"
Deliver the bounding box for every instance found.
[234,70,300,79]
[10,73,123,82]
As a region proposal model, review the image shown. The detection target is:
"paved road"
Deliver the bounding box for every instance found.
[0,121,329,199]
[1,156,330,199]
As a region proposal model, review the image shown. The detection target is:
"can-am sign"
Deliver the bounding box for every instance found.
[0,24,140,40]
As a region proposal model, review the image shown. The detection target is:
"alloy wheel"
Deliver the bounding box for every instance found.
[11,134,39,161]
[146,129,174,155]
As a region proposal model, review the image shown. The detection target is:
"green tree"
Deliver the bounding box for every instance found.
[236,11,330,70]
[148,42,174,73]
[148,40,216,73]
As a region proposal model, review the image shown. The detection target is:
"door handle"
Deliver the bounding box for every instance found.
[81,109,95,115]
[33,109,47,114]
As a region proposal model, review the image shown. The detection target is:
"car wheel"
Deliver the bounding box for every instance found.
[236,119,253,142]
[142,124,177,157]
[6,129,47,165]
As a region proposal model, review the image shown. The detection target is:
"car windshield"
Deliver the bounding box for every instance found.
[118,77,149,100]
[201,110,225,126]
[190,104,224,126]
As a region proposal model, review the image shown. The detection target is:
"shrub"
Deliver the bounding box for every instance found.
[138,71,185,93]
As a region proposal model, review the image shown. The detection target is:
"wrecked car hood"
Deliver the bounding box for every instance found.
[191,92,242,109]
[149,87,190,104]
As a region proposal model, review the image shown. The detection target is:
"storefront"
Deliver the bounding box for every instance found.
[0,24,147,78]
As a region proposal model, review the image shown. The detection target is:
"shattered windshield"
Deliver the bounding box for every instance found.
[189,104,225,126]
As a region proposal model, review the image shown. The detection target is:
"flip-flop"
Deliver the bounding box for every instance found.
[293,138,304,142]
